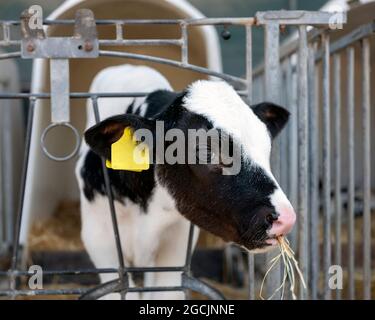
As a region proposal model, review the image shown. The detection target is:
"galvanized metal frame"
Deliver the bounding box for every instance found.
[1,9,372,300]
[253,14,374,300]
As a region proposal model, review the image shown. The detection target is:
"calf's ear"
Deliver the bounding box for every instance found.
[84,114,155,159]
[251,102,290,138]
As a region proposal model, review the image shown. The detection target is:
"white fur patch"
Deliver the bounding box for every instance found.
[85,64,172,129]
[183,80,273,174]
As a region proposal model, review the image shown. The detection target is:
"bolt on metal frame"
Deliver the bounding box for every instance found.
[0,9,372,300]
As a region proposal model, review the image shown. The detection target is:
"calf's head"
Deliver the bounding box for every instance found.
[85,80,296,252]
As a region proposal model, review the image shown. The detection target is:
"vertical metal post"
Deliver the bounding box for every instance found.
[308,43,319,300]
[245,25,252,104]
[333,53,342,300]
[279,60,289,194]
[92,97,128,300]
[183,223,195,299]
[346,46,355,300]
[264,21,281,299]
[322,32,331,300]
[2,98,14,252]
[286,57,298,250]
[361,38,371,300]
[245,24,255,300]
[0,82,4,248]
[264,22,281,115]
[297,25,309,300]
[9,98,36,295]
[181,22,188,66]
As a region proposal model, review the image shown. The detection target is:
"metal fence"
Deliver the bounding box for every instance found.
[0,8,373,299]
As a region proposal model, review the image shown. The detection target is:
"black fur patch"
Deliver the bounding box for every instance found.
[80,150,155,211]
[144,90,182,119]
[81,90,181,210]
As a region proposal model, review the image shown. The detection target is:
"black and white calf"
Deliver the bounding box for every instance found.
[75,64,296,299]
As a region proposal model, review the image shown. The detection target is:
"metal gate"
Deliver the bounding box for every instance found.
[0,8,373,300]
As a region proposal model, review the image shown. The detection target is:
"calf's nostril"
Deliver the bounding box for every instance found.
[266,212,279,225]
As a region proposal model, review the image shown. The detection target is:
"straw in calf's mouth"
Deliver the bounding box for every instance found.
[259,236,306,300]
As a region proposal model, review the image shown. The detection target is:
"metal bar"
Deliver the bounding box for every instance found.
[0,19,182,26]
[279,62,288,192]
[322,32,331,300]
[0,52,21,60]
[264,22,281,105]
[50,59,70,123]
[186,17,255,26]
[99,39,182,46]
[9,98,36,297]
[180,22,188,65]
[280,64,288,194]
[245,25,252,104]
[0,289,89,297]
[245,24,255,300]
[361,37,371,300]
[346,46,355,300]
[248,254,255,300]
[297,25,309,300]
[0,92,149,99]
[333,53,342,300]
[91,97,127,300]
[0,40,20,46]
[0,91,250,100]
[1,98,14,252]
[99,50,247,88]
[0,266,186,277]
[286,57,298,243]
[264,21,281,299]
[0,82,4,247]
[256,11,346,26]
[308,42,319,300]
[184,224,195,270]
[0,17,256,26]
[0,285,190,297]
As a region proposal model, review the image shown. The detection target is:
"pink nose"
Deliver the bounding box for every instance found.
[269,206,296,236]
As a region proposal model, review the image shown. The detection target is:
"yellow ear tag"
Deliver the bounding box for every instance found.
[105,127,150,172]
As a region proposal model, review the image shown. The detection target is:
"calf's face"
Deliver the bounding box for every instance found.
[85,80,296,252]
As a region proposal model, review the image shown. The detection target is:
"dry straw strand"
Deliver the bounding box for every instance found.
[259,236,306,300]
